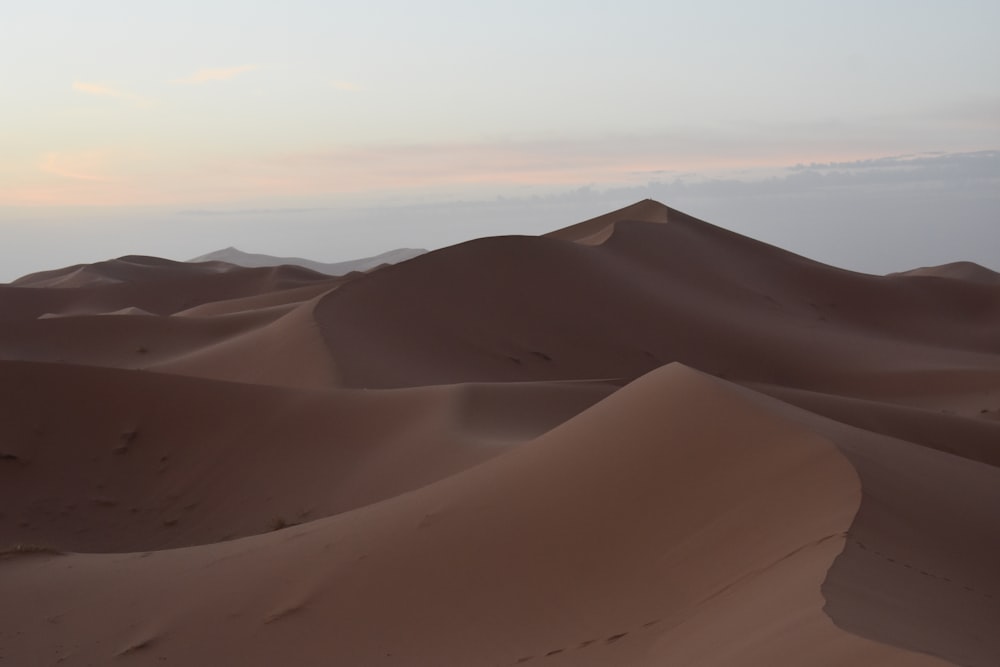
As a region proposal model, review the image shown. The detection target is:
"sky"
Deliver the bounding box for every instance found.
[2,0,998,281]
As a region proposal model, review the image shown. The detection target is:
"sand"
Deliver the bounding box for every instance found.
[0,199,996,665]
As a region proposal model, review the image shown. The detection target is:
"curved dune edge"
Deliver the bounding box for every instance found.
[172,281,338,317]
[0,365,949,666]
[543,198,672,244]
[152,295,341,388]
[0,297,342,390]
[727,381,1000,666]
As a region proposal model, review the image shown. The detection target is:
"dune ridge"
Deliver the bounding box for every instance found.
[1,200,996,665]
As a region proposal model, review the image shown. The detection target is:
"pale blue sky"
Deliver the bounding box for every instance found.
[1,1,998,279]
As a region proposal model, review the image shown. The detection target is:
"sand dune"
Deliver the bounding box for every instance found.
[1,257,337,319]
[893,261,1000,285]
[12,255,234,289]
[1,200,997,665]
[313,202,1000,389]
[151,298,341,388]
[0,360,520,553]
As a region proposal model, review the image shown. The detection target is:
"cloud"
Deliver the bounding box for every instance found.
[787,152,972,172]
[579,150,1000,206]
[38,151,111,182]
[72,81,149,106]
[332,80,361,92]
[174,65,258,84]
[72,81,119,97]
[258,135,845,196]
[266,124,963,197]
[179,207,329,216]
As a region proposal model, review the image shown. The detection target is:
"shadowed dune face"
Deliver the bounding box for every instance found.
[825,432,1000,667]
[0,199,997,666]
[0,362,619,553]
[725,382,1000,667]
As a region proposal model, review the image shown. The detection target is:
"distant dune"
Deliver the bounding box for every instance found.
[188,246,426,276]
[1,200,997,666]
[891,260,1000,285]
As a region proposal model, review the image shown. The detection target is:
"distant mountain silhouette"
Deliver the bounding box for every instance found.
[188,246,425,276]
